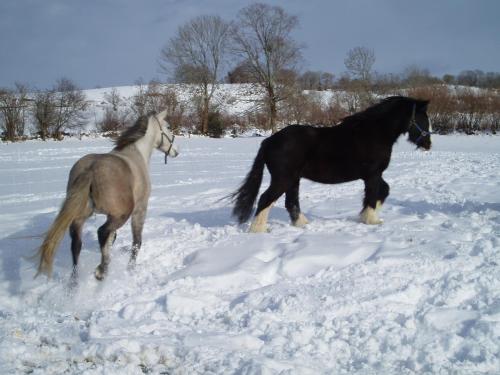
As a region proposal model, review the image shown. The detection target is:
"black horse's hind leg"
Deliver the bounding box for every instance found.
[250,179,287,233]
[95,215,128,280]
[361,176,383,224]
[285,180,308,227]
[128,207,147,270]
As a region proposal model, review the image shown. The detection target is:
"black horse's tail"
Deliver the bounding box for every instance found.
[231,144,266,224]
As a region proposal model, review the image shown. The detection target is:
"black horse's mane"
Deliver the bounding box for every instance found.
[114,112,156,150]
[341,96,414,127]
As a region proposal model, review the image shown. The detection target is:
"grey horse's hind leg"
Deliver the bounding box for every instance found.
[70,222,83,271]
[128,207,147,270]
[95,215,128,280]
[69,212,91,287]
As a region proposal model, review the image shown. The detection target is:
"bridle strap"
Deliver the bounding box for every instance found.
[409,103,433,143]
[153,114,175,164]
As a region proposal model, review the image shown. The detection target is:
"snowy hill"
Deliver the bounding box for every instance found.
[0,134,499,373]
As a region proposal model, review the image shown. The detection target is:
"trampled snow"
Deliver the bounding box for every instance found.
[0,134,499,374]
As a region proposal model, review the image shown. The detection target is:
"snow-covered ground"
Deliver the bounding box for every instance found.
[0,134,499,374]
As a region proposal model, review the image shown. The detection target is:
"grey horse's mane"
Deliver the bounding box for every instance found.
[114,114,151,150]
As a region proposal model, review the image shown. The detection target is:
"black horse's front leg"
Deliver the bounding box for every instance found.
[285,180,308,227]
[376,177,390,209]
[361,176,383,224]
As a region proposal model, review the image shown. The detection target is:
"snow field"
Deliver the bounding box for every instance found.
[0,134,499,374]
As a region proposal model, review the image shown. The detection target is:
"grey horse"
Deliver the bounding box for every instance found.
[36,110,178,280]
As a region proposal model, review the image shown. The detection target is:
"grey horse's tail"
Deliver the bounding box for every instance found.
[35,171,92,278]
[231,144,266,224]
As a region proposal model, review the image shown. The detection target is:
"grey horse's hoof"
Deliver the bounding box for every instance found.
[127,259,137,272]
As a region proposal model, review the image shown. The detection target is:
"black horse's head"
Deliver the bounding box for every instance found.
[407,99,432,150]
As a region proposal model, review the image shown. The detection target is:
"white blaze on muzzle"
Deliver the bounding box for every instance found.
[154,114,178,164]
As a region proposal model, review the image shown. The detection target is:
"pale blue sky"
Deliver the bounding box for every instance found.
[1,0,499,89]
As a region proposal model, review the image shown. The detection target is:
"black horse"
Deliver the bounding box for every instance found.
[232,96,432,232]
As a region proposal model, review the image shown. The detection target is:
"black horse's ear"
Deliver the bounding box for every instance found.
[417,100,430,111]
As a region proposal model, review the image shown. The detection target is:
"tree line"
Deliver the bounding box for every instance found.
[1,2,500,141]
[0,78,87,141]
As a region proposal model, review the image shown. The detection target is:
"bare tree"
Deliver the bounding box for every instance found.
[344,46,375,82]
[232,3,303,133]
[454,69,500,88]
[97,87,131,134]
[402,65,439,87]
[299,71,322,90]
[97,108,131,134]
[442,74,455,85]
[130,78,148,117]
[226,60,258,83]
[104,87,122,111]
[455,87,489,134]
[33,89,57,140]
[0,83,30,141]
[320,72,335,90]
[51,78,88,139]
[162,87,186,134]
[144,80,169,114]
[371,72,402,94]
[159,15,231,134]
[299,71,335,91]
[143,80,186,133]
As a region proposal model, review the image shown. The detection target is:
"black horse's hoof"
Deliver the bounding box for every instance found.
[94,265,107,280]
